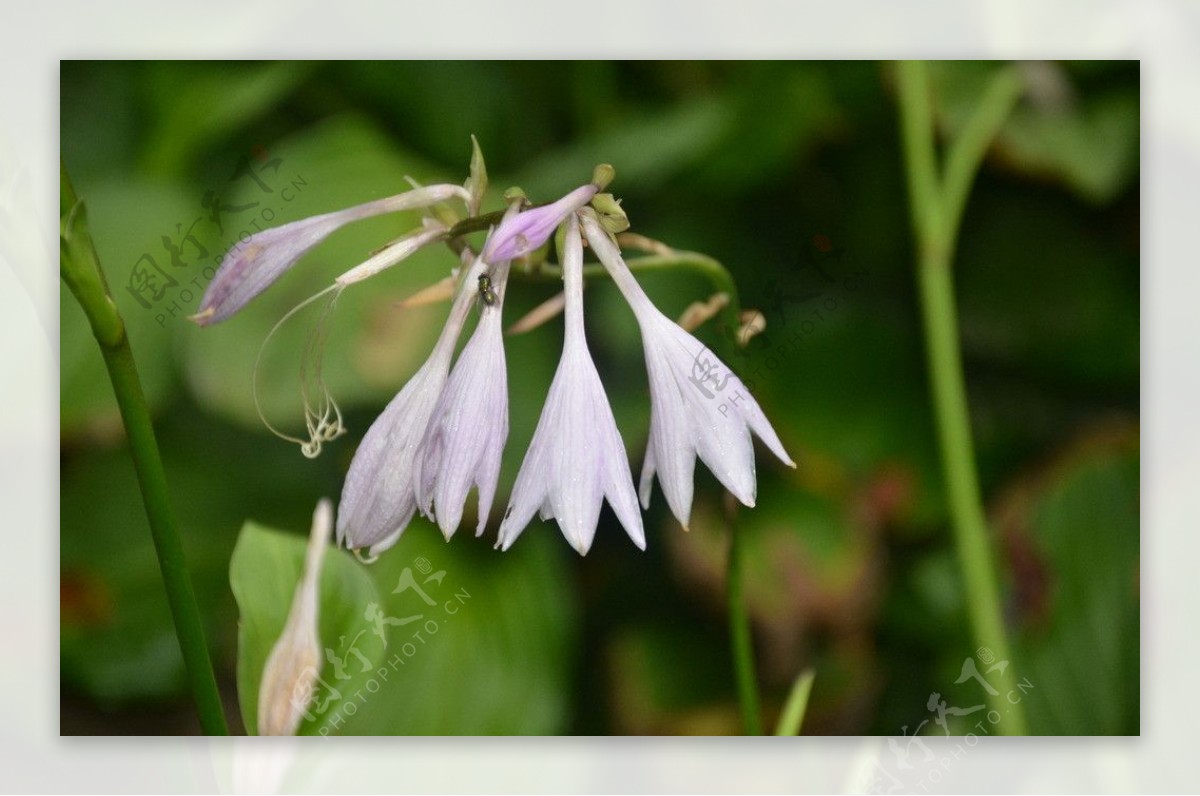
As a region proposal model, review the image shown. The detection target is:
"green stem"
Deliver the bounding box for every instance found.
[896,61,1027,735]
[725,493,762,735]
[61,163,230,736]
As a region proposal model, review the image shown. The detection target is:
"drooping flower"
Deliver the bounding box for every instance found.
[413,259,512,540]
[336,249,487,556]
[581,213,795,529]
[497,214,645,555]
[193,183,468,325]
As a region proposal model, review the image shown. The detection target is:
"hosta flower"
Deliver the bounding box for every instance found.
[193,183,467,325]
[336,249,488,556]
[497,214,645,555]
[482,180,601,263]
[581,213,795,529]
[414,260,512,540]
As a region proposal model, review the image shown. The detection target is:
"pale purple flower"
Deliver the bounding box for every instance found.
[413,260,511,540]
[336,249,487,556]
[482,183,598,263]
[194,183,467,325]
[581,213,795,529]
[497,214,645,555]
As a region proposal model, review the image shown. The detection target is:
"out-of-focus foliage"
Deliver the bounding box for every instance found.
[60,61,1139,735]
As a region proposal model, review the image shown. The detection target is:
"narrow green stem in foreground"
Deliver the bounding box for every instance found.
[61,164,229,736]
[725,494,762,735]
[896,61,1027,735]
[775,669,816,736]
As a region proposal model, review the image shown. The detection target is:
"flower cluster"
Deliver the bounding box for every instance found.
[197,146,794,557]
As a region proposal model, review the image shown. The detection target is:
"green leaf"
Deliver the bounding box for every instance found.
[995,88,1138,205]
[140,61,311,176]
[328,524,578,735]
[230,521,383,736]
[512,98,732,198]
[229,514,578,735]
[774,668,816,735]
[1002,429,1140,734]
[930,61,1138,204]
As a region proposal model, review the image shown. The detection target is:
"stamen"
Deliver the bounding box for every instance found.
[253,283,347,458]
[507,290,567,336]
[616,232,675,257]
[352,548,380,565]
[736,309,767,346]
[394,273,458,309]
[676,292,730,331]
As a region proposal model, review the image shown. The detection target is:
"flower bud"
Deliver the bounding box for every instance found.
[257,499,331,736]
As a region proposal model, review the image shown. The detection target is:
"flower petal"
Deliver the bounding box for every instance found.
[195,184,467,325]
[483,183,597,263]
[337,249,487,551]
[497,214,643,555]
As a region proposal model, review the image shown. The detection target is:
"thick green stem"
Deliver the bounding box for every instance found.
[61,164,230,736]
[896,61,1027,735]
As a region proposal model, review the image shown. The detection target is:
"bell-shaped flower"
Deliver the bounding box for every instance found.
[581,213,795,529]
[483,183,598,263]
[336,249,486,556]
[414,259,512,540]
[194,183,468,325]
[497,214,645,555]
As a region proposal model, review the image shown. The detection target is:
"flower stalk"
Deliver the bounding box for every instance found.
[725,493,762,735]
[60,162,229,736]
[896,60,1027,735]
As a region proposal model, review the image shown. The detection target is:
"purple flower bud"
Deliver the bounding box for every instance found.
[482,183,598,264]
[193,184,467,325]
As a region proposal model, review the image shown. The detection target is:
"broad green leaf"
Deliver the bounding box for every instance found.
[229,513,578,735]
[230,521,383,736]
[1003,430,1140,735]
[140,61,312,176]
[512,98,731,198]
[694,65,841,189]
[328,523,577,735]
[931,61,1138,204]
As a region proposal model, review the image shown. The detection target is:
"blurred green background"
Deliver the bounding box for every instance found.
[60,60,1139,736]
